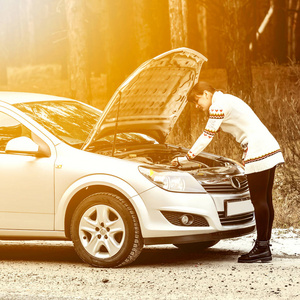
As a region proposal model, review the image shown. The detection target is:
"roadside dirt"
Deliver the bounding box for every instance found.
[0,240,299,300]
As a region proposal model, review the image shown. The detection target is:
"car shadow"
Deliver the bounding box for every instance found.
[133,245,241,267]
[0,241,82,264]
[0,241,241,266]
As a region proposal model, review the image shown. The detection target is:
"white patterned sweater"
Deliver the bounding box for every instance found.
[180,91,284,174]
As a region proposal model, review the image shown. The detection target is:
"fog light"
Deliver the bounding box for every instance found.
[180,214,194,226]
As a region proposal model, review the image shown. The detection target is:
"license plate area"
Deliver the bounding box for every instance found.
[225,198,254,217]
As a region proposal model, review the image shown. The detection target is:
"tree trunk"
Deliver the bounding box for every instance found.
[188,0,207,55]
[0,0,8,85]
[168,0,188,48]
[221,0,254,105]
[144,0,171,56]
[18,0,36,64]
[287,0,300,62]
[64,0,91,103]
[168,0,192,146]
[106,0,136,99]
[0,47,8,86]
[273,0,288,63]
[132,0,152,66]
[296,0,300,62]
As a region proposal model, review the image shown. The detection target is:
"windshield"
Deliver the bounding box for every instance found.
[14,101,101,148]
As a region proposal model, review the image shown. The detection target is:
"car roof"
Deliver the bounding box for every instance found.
[0,91,73,105]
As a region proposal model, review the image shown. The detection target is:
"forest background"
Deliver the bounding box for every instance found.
[0,0,299,228]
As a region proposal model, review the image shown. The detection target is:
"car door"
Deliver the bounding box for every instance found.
[0,108,55,230]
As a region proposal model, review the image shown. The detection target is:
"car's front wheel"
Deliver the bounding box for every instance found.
[71,192,143,268]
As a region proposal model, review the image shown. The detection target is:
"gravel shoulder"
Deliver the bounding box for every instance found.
[0,229,299,300]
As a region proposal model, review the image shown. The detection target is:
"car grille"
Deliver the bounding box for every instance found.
[161,211,209,227]
[201,176,249,194]
[218,211,254,226]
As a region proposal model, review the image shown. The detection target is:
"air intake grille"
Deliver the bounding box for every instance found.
[218,212,254,226]
[161,211,209,227]
[201,177,248,194]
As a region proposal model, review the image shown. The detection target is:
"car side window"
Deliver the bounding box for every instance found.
[0,112,31,152]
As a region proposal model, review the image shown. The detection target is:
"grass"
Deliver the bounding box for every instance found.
[2,62,300,228]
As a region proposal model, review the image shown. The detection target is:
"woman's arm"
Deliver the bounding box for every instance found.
[172,106,225,166]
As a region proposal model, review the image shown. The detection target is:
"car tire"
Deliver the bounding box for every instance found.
[174,240,219,251]
[71,192,143,268]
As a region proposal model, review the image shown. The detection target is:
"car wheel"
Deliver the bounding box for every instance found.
[71,192,143,268]
[174,240,219,251]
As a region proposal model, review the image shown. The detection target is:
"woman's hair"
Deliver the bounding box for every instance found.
[188,81,216,102]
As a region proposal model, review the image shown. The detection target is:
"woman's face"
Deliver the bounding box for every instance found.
[193,90,213,112]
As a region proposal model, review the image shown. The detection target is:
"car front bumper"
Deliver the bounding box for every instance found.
[132,186,255,244]
[144,225,255,245]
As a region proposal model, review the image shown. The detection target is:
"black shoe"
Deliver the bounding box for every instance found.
[238,240,272,263]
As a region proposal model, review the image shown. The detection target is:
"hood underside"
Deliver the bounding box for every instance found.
[83,48,207,149]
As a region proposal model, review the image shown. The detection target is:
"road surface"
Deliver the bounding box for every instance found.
[0,238,299,300]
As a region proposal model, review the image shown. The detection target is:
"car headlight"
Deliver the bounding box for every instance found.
[138,166,206,193]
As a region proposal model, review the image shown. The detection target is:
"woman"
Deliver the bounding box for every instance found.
[171,81,284,263]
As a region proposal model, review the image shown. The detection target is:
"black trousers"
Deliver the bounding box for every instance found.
[246,166,276,241]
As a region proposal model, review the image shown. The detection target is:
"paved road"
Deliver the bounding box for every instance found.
[0,240,299,300]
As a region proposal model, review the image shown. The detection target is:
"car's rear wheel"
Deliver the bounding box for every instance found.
[71,192,143,268]
[174,240,219,251]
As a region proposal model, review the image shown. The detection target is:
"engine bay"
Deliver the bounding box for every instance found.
[95,143,243,177]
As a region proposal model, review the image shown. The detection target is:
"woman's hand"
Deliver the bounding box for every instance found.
[171,156,188,167]
[171,157,180,167]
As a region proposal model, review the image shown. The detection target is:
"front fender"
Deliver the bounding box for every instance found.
[55,174,151,232]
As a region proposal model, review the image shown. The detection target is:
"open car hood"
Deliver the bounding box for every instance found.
[82,48,207,150]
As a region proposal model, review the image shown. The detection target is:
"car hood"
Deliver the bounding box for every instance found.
[82,48,207,150]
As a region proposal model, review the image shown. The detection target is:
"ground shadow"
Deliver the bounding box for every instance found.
[133,245,241,267]
[0,241,82,264]
[0,241,241,266]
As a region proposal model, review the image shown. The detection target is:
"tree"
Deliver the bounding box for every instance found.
[0,27,7,86]
[297,2,300,62]
[0,0,10,85]
[221,0,254,104]
[168,0,193,146]
[132,0,152,65]
[187,0,208,55]
[19,0,36,64]
[105,0,137,99]
[168,0,188,48]
[132,0,171,66]
[64,0,91,103]
[273,0,288,63]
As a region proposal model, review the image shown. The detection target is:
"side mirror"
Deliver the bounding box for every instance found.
[5,137,43,156]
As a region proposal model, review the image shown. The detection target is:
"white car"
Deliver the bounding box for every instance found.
[0,48,255,267]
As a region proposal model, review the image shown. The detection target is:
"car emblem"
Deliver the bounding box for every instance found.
[230,176,241,189]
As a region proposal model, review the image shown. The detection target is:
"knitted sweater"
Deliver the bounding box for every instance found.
[181,91,284,174]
